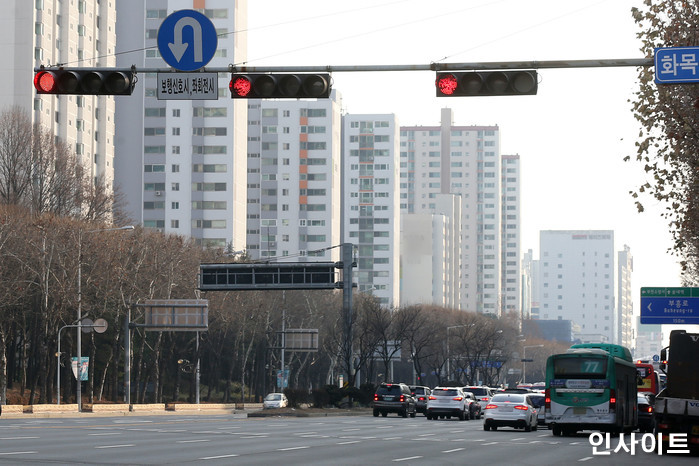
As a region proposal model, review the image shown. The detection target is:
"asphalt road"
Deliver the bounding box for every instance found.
[0,414,695,465]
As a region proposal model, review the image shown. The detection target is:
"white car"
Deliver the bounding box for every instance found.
[426,386,469,420]
[483,393,538,431]
[263,392,288,409]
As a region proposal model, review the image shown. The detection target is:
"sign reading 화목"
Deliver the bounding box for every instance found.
[157,72,219,100]
[655,46,699,84]
[157,10,218,72]
[640,287,699,325]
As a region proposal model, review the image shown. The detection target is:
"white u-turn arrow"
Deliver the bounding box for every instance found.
[168,17,203,62]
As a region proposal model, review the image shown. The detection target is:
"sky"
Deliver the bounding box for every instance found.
[243,0,685,335]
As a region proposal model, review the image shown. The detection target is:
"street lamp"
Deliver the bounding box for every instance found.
[522,344,544,384]
[446,324,473,381]
[76,225,133,412]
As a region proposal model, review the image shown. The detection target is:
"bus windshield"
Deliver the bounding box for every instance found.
[553,357,608,378]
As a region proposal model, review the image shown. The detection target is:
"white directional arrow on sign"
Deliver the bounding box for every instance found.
[168,16,203,63]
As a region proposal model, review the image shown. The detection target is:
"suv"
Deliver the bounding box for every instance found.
[462,391,483,419]
[426,386,469,420]
[410,385,432,415]
[373,383,417,418]
[463,386,494,405]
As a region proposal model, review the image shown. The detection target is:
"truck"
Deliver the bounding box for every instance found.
[654,329,699,453]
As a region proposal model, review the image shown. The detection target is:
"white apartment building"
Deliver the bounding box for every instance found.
[617,245,634,349]
[245,96,342,264]
[2,0,118,190]
[539,230,616,343]
[401,194,461,309]
[400,108,520,316]
[342,115,400,307]
[501,154,522,316]
[114,0,247,248]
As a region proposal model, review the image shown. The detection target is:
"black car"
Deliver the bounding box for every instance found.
[410,385,432,415]
[373,383,417,418]
[637,392,655,433]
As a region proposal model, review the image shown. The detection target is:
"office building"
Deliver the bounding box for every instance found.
[539,230,615,343]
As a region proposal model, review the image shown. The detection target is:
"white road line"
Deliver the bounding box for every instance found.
[342,428,361,431]
[337,440,361,445]
[418,433,436,437]
[511,437,526,441]
[95,444,135,449]
[0,436,40,440]
[177,439,211,443]
[0,451,37,456]
[88,433,122,436]
[383,437,402,440]
[278,446,310,451]
[394,456,423,462]
[482,442,498,446]
[443,448,465,453]
[295,432,317,435]
[201,454,239,460]
[579,457,594,462]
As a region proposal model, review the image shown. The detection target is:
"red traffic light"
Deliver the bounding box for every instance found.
[230,75,253,97]
[436,74,458,96]
[436,70,538,97]
[33,69,136,95]
[229,73,332,99]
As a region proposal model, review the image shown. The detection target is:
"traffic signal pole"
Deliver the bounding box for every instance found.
[35,57,653,77]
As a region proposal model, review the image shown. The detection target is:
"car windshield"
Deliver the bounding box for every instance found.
[377,385,403,395]
[490,394,525,404]
[411,387,426,395]
[265,394,282,401]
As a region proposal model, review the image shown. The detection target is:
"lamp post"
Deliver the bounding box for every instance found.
[76,225,134,412]
[522,344,544,384]
[446,324,473,381]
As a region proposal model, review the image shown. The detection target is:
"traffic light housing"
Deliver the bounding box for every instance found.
[436,70,538,97]
[34,69,136,95]
[229,73,332,99]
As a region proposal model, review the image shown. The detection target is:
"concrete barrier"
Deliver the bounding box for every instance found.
[1,405,25,414]
[30,404,79,414]
[129,403,165,412]
[166,403,236,411]
[89,404,130,414]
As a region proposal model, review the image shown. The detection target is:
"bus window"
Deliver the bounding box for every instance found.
[553,357,608,378]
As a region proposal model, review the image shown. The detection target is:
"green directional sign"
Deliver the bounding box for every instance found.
[640,287,699,324]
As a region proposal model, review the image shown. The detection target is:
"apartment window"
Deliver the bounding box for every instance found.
[171,183,180,191]
[172,127,180,136]
[171,220,179,229]
[172,146,180,154]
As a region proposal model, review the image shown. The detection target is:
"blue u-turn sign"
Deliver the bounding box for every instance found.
[157,10,218,72]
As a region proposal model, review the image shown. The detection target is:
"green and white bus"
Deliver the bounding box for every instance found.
[545,343,638,436]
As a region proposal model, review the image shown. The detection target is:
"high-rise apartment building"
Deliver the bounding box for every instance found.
[2,0,119,190]
[617,245,634,349]
[539,230,616,343]
[342,115,400,307]
[399,108,520,316]
[245,96,342,264]
[114,1,248,248]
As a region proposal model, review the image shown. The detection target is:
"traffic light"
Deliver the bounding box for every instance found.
[33,69,136,95]
[435,70,538,97]
[229,73,332,99]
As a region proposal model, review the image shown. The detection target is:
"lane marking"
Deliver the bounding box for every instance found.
[95,444,135,449]
[394,456,423,462]
[443,448,465,453]
[0,451,37,456]
[579,457,594,462]
[278,446,310,451]
[0,436,40,440]
[482,441,498,446]
[338,440,360,445]
[88,433,122,436]
[177,439,211,443]
[201,454,239,460]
